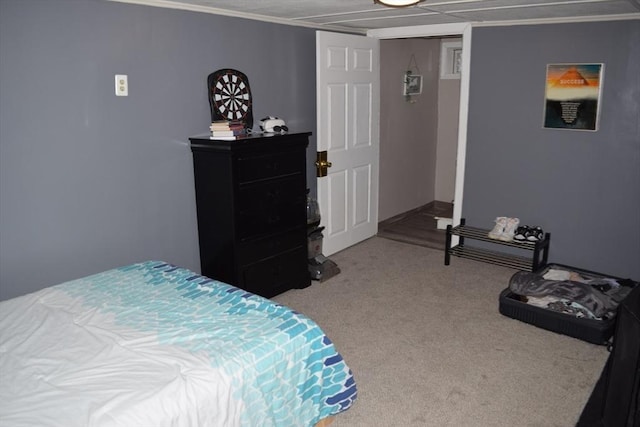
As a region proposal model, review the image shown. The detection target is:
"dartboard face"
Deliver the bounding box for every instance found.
[210,70,252,124]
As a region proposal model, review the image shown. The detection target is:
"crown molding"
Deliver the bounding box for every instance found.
[470,12,640,27]
[368,12,639,38]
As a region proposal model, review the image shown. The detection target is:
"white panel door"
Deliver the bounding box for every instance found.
[316,31,380,255]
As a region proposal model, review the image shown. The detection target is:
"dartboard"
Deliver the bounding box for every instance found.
[207,69,253,129]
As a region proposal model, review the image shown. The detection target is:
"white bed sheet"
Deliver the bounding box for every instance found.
[0,261,357,426]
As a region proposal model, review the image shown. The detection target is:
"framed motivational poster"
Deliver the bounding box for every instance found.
[543,63,604,131]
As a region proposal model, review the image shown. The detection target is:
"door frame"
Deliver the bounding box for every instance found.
[368,23,472,232]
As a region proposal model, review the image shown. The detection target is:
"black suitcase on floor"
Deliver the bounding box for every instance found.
[499,263,637,345]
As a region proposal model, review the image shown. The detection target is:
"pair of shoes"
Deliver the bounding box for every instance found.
[513,225,544,242]
[488,217,520,241]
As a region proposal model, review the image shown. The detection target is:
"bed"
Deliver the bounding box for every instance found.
[0,261,357,426]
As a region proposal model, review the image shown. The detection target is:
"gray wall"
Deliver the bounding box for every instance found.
[379,38,440,221]
[0,0,317,300]
[464,21,640,279]
[2,2,638,301]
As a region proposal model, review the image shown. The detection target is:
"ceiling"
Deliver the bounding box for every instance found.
[113,0,640,33]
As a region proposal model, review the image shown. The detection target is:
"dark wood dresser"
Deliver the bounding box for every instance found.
[189,132,311,298]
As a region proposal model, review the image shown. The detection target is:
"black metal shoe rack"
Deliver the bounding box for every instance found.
[445,218,550,271]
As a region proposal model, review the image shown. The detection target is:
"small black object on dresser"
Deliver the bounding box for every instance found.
[189,132,312,298]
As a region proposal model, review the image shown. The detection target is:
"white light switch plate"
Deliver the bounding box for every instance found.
[115,74,128,96]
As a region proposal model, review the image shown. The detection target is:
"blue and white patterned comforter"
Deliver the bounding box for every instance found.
[0,261,357,427]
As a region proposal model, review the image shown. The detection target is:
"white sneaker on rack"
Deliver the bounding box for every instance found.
[499,217,520,241]
[488,217,508,240]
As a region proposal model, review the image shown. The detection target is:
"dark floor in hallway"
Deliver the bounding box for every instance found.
[377,202,453,251]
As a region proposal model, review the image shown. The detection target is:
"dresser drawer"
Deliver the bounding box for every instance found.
[236,176,305,239]
[240,246,310,298]
[190,132,311,298]
[238,228,305,265]
[236,149,304,183]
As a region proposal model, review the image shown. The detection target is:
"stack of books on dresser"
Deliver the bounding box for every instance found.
[210,120,245,140]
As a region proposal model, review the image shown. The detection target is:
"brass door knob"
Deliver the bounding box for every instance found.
[315,151,332,177]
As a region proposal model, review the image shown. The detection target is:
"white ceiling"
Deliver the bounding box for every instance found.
[113,0,640,33]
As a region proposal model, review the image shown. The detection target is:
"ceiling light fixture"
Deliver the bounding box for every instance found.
[374,0,424,7]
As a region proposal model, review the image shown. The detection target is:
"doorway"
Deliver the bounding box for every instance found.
[369,24,471,253]
[314,24,471,253]
[376,36,461,250]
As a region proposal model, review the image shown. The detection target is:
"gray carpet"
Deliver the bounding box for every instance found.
[274,237,608,427]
